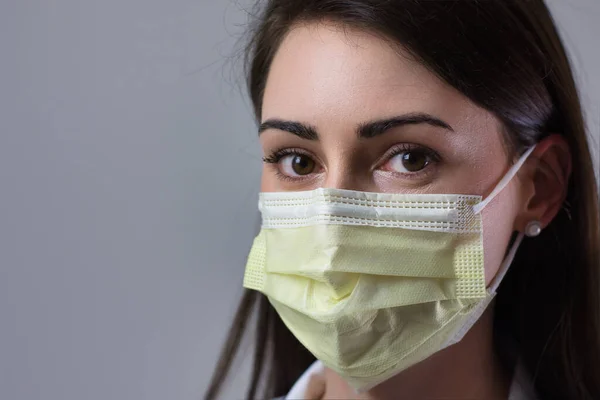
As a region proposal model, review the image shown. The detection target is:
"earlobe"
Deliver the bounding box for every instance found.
[514,134,571,233]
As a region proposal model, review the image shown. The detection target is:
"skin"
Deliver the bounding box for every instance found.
[258,20,571,400]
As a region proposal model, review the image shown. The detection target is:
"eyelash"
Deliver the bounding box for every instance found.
[382,143,441,166]
[262,148,308,164]
[262,144,441,181]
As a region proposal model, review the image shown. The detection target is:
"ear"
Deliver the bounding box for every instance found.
[513,134,572,232]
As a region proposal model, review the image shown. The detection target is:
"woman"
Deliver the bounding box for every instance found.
[206,1,600,399]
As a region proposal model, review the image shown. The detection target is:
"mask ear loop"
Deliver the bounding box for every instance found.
[488,232,525,293]
[471,145,536,293]
[472,146,536,215]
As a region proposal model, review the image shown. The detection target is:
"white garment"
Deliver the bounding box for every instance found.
[282,360,538,400]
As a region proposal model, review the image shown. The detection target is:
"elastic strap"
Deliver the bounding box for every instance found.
[472,146,536,215]
[489,231,525,293]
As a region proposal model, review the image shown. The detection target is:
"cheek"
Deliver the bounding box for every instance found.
[480,183,520,285]
[260,167,279,192]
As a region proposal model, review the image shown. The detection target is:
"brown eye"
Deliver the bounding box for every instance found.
[281,154,316,176]
[402,151,429,171]
[386,150,431,173]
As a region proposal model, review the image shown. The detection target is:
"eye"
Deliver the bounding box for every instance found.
[263,149,319,179]
[380,145,439,174]
[280,154,316,176]
[389,151,429,172]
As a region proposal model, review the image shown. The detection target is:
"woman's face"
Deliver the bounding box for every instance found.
[259,21,526,283]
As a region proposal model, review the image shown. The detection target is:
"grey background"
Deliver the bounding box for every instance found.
[0,1,598,399]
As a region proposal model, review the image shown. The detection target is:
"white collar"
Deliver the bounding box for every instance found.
[285,360,326,399]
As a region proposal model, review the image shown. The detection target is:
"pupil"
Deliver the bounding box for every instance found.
[292,155,314,175]
[402,152,428,171]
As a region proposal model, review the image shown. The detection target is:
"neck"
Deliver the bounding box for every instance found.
[322,305,513,400]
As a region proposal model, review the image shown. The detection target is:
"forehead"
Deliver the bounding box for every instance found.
[262,21,491,132]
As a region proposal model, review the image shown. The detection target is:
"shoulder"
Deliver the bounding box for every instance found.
[279,360,538,400]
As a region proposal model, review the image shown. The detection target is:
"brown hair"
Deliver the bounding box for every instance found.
[205,1,600,399]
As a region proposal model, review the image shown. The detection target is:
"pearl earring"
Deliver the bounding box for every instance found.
[525,220,542,237]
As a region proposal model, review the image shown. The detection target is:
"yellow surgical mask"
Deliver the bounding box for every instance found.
[243,146,535,391]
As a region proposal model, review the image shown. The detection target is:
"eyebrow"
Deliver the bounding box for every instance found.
[258,112,454,140]
[258,119,319,140]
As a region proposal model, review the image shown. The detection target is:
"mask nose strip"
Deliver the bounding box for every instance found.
[472,146,536,215]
